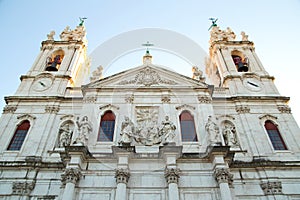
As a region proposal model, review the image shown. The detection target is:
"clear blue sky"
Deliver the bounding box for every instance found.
[0,0,299,124]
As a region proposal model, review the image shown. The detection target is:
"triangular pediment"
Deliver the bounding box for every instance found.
[84,64,208,89]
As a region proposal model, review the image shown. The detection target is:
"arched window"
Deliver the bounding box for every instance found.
[179,111,198,142]
[7,120,30,150]
[98,111,115,142]
[264,120,287,150]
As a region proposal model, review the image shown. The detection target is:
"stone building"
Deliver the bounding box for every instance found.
[0,22,300,200]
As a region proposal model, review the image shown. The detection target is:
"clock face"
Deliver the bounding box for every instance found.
[243,77,262,92]
[32,76,53,91]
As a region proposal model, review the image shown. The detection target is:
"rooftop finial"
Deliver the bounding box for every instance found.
[208,18,218,31]
[79,17,87,26]
[142,41,154,55]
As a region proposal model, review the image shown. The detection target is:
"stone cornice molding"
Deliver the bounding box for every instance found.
[83,96,97,103]
[115,168,130,184]
[259,114,278,121]
[164,167,181,184]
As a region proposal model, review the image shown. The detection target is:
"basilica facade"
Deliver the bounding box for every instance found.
[0,23,300,200]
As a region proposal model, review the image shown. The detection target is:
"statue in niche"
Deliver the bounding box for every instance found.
[160,116,176,144]
[205,116,221,145]
[119,116,135,145]
[75,116,92,145]
[58,123,73,147]
[222,123,239,147]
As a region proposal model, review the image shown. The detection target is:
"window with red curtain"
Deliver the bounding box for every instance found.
[7,120,30,150]
[180,111,198,142]
[98,111,115,142]
[264,120,287,150]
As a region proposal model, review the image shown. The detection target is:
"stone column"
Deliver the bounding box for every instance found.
[61,168,82,200]
[115,168,130,200]
[214,168,233,200]
[164,167,180,200]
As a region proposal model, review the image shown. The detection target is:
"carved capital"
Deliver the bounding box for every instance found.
[115,168,130,184]
[161,95,171,103]
[198,95,212,103]
[83,96,97,103]
[45,105,60,114]
[214,168,233,184]
[3,105,17,114]
[164,167,180,184]
[12,181,35,195]
[236,106,250,113]
[260,181,282,195]
[61,168,82,185]
[125,95,134,103]
[277,105,291,113]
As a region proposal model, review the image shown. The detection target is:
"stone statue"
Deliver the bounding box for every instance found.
[205,116,221,145]
[47,31,55,40]
[160,116,176,144]
[226,27,236,41]
[75,116,92,145]
[90,65,103,82]
[58,123,73,147]
[241,31,249,41]
[119,116,135,145]
[222,123,239,147]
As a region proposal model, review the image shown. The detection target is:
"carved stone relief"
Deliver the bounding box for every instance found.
[214,168,233,185]
[58,122,74,147]
[118,107,177,146]
[115,168,130,184]
[12,181,35,195]
[205,116,221,145]
[164,167,181,184]
[221,121,239,148]
[117,67,177,86]
[74,116,92,146]
[260,181,282,195]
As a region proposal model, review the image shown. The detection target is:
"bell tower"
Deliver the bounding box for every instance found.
[206,26,279,96]
[14,22,90,97]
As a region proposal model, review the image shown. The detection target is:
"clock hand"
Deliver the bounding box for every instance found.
[39,81,46,87]
[247,81,259,87]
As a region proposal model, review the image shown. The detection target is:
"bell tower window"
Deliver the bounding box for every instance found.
[7,120,30,151]
[231,51,248,72]
[264,120,287,150]
[45,50,64,71]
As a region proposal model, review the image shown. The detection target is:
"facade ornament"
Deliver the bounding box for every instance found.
[160,116,177,144]
[60,25,86,42]
[198,95,212,103]
[222,122,239,147]
[214,168,233,185]
[175,104,195,110]
[241,31,249,41]
[209,26,236,45]
[12,181,35,195]
[118,116,135,145]
[260,181,282,195]
[41,45,54,51]
[75,116,92,145]
[192,66,205,82]
[236,106,250,113]
[99,104,120,110]
[58,123,74,147]
[3,105,17,114]
[17,114,36,121]
[61,168,82,185]
[277,105,291,113]
[117,66,177,86]
[161,95,171,103]
[83,96,97,103]
[47,31,55,41]
[164,167,181,184]
[205,116,221,145]
[45,105,60,114]
[118,110,177,146]
[125,94,134,103]
[115,168,130,184]
[90,65,103,82]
